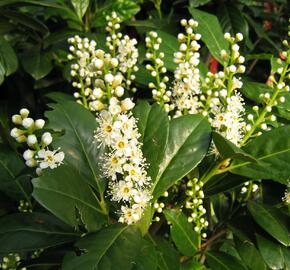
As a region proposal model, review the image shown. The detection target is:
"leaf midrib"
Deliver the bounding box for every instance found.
[152,117,204,193]
[229,147,290,171]
[167,211,197,251]
[60,106,103,197]
[206,252,231,270]
[34,185,104,214]
[95,226,127,267]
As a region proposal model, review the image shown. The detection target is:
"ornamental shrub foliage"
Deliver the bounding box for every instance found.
[0,1,289,269]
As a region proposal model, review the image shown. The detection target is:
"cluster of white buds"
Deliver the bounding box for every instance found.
[105,11,122,56]
[145,31,172,112]
[240,181,259,195]
[1,253,26,270]
[185,178,208,239]
[117,35,139,91]
[68,12,139,112]
[95,98,151,225]
[211,91,246,146]
[10,108,64,175]
[172,19,202,117]
[18,200,32,213]
[242,41,290,144]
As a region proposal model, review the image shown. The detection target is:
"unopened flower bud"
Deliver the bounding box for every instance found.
[35,119,45,129]
[12,114,22,125]
[23,149,35,160]
[27,134,38,146]
[22,118,34,129]
[20,108,29,118]
[41,132,52,146]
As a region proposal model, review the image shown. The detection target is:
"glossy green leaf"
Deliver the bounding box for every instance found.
[235,238,266,270]
[133,238,158,270]
[0,37,18,77]
[32,164,107,232]
[206,251,247,270]
[218,3,249,40]
[230,126,290,184]
[0,212,79,252]
[133,101,169,181]
[154,238,180,270]
[0,62,4,84]
[240,80,271,103]
[71,0,89,20]
[180,260,207,270]
[189,0,211,8]
[62,224,142,270]
[189,8,229,64]
[164,209,198,256]
[152,115,211,199]
[0,144,31,201]
[248,201,289,246]
[212,132,257,162]
[157,30,179,71]
[21,47,52,80]
[45,101,105,195]
[256,234,285,269]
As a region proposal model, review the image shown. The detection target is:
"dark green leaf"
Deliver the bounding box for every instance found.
[32,164,107,232]
[230,126,290,184]
[71,0,90,20]
[188,8,229,64]
[206,251,247,270]
[256,234,285,269]
[152,115,211,199]
[21,47,52,80]
[189,0,211,8]
[164,209,198,256]
[248,201,289,246]
[45,101,105,195]
[133,102,169,181]
[0,37,18,76]
[0,212,79,252]
[133,238,158,270]
[212,131,257,162]
[0,144,31,201]
[62,224,142,270]
[240,80,271,103]
[157,30,179,71]
[218,3,249,40]
[180,260,207,270]
[154,238,180,270]
[235,238,266,270]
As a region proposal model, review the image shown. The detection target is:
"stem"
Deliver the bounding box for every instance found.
[79,78,88,109]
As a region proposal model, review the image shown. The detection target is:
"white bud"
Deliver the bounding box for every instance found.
[105,74,114,84]
[12,114,22,125]
[22,118,34,129]
[247,114,254,121]
[10,128,23,138]
[261,123,267,130]
[115,86,124,97]
[20,108,29,118]
[23,149,35,160]
[27,134,37,146]
[121,98,135,111]
[111,58,119,67]
[41,132,52,146]
[279,96,286,103]
[236,33,243,41]
[94,59,104,69]
[25,159,37,167]
[35,119,45,129]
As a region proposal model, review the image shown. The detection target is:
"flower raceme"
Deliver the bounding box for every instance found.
[95,104,151,225]
[10,108,64,175]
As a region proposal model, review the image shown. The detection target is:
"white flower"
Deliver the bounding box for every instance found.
[119,205,142,225]
[37,148,65,169]
[121,98,135,112]
[111,180,135,201]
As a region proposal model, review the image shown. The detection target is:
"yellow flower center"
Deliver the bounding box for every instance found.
[117,141,125,149]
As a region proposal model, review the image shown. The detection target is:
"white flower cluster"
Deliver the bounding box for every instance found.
[172,19,202,117]
[1,253,26,270]
[240,181,259,195]
[145,31,172,112]
[10,108,64,175]
[67,12,139,112]
[95,99,151,224]
[211,91,246,146]
[185,178,208,238]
